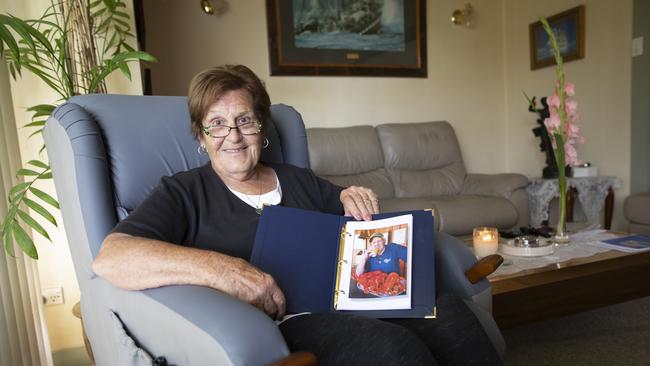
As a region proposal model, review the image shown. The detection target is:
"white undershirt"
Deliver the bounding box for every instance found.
[228,173,282,209]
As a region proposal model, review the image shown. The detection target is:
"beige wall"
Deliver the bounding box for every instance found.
[1,0,143,352]
[503,0,633,229]
[145,0,509,173]
[146,0,633,230]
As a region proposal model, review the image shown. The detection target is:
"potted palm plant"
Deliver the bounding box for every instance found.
[0,0,156,259]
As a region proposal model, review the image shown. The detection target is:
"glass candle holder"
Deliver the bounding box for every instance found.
[473,227,499,258]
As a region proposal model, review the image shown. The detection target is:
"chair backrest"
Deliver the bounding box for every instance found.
[44,94,308,289]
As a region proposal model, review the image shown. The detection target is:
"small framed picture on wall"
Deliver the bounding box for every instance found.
[529,5,585,70]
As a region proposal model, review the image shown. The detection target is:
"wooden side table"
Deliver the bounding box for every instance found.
[567,186,615,229]
[72,301,95,365]
[527,176,621,229]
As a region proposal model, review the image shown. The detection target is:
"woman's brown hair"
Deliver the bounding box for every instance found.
[188,65,271,139]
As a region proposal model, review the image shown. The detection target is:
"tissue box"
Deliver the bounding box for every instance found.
[570,166,599,177]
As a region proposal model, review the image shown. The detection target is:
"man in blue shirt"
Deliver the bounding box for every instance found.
[355,232,407,276]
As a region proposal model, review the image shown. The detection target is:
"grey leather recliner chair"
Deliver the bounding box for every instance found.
[44,94,504,366]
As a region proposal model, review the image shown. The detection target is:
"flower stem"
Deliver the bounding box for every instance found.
[541,16,569,234]
[554,133,567,233]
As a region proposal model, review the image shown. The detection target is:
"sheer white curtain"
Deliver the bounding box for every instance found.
[0,62,52,365]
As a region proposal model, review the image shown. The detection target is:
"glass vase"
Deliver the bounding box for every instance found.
[554,173,571,245]
[554,218,570,245]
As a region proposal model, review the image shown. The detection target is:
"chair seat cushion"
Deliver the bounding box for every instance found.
[381,195,518,236]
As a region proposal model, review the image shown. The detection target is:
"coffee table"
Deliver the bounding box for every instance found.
[487,240,650,328]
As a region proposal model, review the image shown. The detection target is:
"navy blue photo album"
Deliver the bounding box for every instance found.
[250,205,436,318]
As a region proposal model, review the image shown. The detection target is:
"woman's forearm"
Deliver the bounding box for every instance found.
[92,233,286,318]
[92,233,227,290]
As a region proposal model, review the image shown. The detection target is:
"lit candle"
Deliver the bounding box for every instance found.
[473,227,499,258]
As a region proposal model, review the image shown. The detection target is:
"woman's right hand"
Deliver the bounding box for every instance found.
[227,257,286,320]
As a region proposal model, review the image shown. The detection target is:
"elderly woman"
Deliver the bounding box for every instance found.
[93,65,501,365]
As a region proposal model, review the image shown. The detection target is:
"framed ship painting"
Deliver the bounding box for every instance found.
[266,0,427,77]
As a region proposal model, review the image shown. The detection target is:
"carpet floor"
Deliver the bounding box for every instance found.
[503,296,650,365]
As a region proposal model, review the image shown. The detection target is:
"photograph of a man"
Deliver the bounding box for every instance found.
[355,232,407,277]
[349,231,408,298]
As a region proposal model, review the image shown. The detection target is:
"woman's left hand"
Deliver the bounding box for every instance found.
[340,186,379,221]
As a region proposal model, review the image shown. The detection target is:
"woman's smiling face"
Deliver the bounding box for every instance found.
[200,89,263,180]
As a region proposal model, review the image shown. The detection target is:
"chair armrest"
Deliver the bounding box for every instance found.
[90,277,290,366]
[463,300,506,358]
[465,255,504,284]
[269,351,317,366]
[462,173,528,198]
[434,232,493,312]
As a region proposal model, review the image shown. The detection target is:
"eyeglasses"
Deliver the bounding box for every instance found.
[202,116,263,138]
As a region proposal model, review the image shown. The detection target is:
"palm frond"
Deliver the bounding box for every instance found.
[1,0,156,259]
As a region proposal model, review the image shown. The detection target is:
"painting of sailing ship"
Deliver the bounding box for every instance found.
[535,21,575,60]
[529,5,585,70]
[293,0,405,52]
[265,0,426,77]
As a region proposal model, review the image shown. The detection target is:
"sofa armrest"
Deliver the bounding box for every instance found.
[91,277,290,366]
[624,192,650,225]
[462,173,528,198]
[435,232,493,313]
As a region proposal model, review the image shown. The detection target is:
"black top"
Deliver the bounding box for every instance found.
[113,162,344,260]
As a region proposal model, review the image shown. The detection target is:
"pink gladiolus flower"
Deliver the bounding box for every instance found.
[564,142,580,166]
[565,122,580,138]
[544,109,561,132]
[547,94,561,109]
[565,99,578,115]
[565,123,580,136]
[564,82,575,96]
[568,110,580,123]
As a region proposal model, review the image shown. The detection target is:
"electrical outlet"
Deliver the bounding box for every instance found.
[632,37,644,57]
[42,287,64,306]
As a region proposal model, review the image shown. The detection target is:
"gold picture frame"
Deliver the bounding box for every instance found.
[266,0,427,77]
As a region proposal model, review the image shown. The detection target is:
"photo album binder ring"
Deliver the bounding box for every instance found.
[250,205,437,319]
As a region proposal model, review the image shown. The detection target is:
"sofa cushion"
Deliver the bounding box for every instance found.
[307,126,394,199]
[319,169,395,200]
[376,122,466,198]
[381,195,518,236]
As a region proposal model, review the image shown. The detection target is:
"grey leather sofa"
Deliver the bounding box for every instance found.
[44,95,504,365]
[624,192,650,235]
[307,122,529,236]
